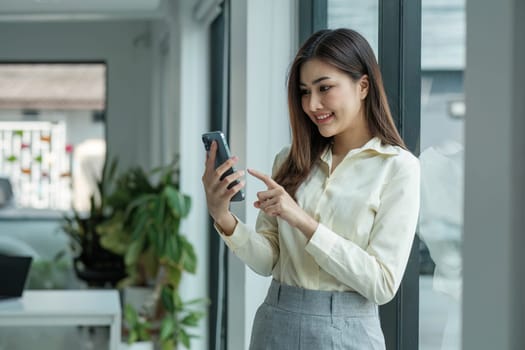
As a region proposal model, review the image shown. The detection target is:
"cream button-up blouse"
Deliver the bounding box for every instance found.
[218,137,420,305]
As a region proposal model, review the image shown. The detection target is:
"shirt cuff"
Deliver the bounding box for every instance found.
[214,215,251,251]
[305,223,339,261]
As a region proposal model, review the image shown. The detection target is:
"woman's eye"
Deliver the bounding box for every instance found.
[319,85,331,92]
[300,89,310,96]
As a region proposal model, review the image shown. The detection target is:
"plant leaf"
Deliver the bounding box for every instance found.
[160,339,175,350]
[164,234,180,262]
[181,311,204,327]
[128,330,138,344]
[131,212,148,240]
[156,196,166,230]
[138,327,151,341]
[168,267,182,291]
[159,315,175,341]
[179,328,191,348]
[124,303,138,325]
[164,186,191,218]
[182,194,191,217]
[125,194,156,220]
[161,285,175,312]
[125,238,143,266]
[180,236,197,273]
[173,291,183,311]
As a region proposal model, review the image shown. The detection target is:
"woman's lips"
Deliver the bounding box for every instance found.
[314,112,334,124]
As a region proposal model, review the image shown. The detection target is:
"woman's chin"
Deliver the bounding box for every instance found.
[317,127,335,138]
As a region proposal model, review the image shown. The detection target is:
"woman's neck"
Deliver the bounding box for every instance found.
[332,129,373,157]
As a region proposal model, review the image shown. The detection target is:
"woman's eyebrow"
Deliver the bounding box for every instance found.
[299,76,331,87]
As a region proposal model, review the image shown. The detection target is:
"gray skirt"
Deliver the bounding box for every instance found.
[249,280,386,350]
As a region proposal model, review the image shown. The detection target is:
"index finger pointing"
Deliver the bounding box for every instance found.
[247,168,278,188]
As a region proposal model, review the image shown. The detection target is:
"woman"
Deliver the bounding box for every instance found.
[202,28,420,350]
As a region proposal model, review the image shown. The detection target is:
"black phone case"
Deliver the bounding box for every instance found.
[202,131,245,202]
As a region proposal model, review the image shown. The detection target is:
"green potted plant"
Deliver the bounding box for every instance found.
[61,158,127,287]
[121,303,153,350]
[97,158,206,350]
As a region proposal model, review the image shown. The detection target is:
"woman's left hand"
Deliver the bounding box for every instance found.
[247,168,318,239]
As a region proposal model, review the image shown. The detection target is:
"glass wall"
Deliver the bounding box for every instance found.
[418,0,465,349]
[327,0,465,349]
[327,0,378,55]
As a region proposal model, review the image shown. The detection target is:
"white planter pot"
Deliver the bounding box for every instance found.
[123,286,155,311]
[120,341,154,350]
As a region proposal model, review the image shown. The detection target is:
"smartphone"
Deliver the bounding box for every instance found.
[202,131,245,202]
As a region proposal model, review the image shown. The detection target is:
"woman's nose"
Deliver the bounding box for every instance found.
[309,93,323,111]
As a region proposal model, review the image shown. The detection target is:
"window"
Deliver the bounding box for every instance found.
[328,0,378,55]
[418,1,465,349]
[0,63,106,212]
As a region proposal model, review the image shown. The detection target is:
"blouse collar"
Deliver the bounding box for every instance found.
[320,136,400,166]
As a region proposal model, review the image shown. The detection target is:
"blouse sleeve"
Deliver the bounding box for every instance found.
[216,212,279,276]
[305,156,420,304]
[215,148,289,276]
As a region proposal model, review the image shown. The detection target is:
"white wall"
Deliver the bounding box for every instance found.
[0,20,154,171]
[228,0,297,348]
[161,1,212,349]
[463,0,525,349]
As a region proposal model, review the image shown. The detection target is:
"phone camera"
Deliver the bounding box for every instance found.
[202,137,211,151]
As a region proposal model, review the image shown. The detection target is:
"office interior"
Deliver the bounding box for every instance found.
[0,0,523,349]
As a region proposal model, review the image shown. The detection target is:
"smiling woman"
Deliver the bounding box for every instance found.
[202,28,420,350]
[276,28,406,199]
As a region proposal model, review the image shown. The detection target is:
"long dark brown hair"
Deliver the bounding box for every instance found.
[274,28,406,198]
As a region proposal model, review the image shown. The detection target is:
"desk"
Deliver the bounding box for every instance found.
[0,290,121,350]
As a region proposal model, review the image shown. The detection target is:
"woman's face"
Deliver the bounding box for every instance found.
[299,58,369,140]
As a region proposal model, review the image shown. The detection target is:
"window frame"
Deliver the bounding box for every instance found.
[208,1,230,349]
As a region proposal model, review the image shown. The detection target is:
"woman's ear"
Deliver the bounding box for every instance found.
[359,75,369,100]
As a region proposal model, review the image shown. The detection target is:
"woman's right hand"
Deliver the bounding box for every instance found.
[202,141,245,234]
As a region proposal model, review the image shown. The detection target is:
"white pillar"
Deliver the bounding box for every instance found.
[167,1,213,349]
[228,0,297,348]
[463,0,525,349]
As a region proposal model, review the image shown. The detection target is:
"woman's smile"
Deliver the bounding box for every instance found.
[314,112,335,124]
